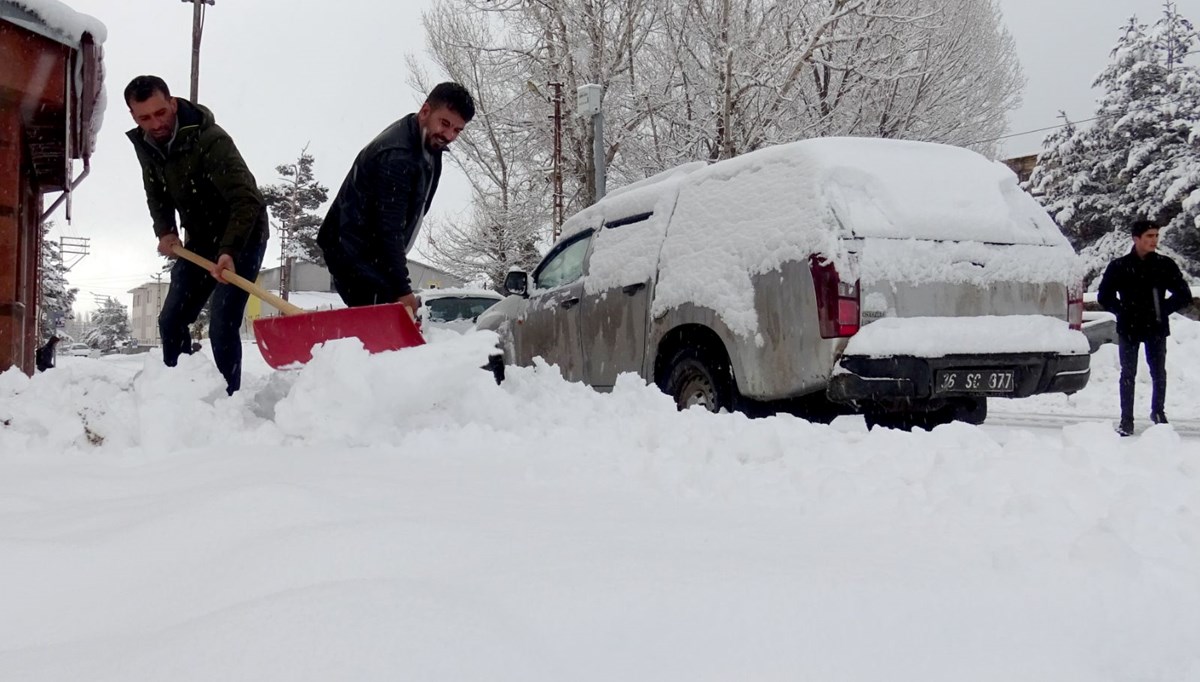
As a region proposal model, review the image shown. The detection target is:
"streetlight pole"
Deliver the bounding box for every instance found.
[181,0,215,102]
[576,84,605,203]
[549,82,564,239]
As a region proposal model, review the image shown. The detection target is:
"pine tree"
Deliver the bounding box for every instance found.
[261,146,330,296]
[84,297,133,352]
[1028,115,1122,252]
[1030,4,1200,280]
[38,222,77,342]
[1116,5,1200,263]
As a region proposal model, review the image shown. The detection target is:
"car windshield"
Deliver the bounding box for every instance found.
[426,296,500,322]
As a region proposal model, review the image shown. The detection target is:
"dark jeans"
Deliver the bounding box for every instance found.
[160,240,267,394]
[1118,333,1167,420]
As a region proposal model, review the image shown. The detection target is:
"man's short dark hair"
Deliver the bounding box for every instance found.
[426,82,475,122]
[1131,219,1158,237]
[124,75,171,107]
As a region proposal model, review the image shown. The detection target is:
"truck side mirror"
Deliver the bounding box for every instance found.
[504,270,529,297]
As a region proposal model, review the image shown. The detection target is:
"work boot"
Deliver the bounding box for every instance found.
[1117,418,1135,437]
[1150,411,1168,425]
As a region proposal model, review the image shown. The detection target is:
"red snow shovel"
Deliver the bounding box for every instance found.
[174,246,424,369]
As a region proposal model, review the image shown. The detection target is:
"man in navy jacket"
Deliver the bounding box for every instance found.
[318,83,475,313]
[1098,220,1194,435]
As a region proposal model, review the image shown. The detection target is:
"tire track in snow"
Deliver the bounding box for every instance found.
[986,410,1200,437]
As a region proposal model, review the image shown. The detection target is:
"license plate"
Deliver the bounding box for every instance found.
[935,369,1015,394]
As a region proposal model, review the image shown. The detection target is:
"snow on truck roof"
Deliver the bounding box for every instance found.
[794,137,1066,246]
[568,137,1066,247]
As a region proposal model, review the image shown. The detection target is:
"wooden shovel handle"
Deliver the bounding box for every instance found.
[173,245,306,316]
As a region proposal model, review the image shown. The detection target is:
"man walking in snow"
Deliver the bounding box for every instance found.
[125,75,269,395]
[318,82,475,312]
[1097,219,1193,436]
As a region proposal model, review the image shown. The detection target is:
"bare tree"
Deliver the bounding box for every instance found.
[643,0,1022,163]
[414,0,1023,271]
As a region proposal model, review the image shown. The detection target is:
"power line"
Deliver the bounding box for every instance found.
[971,92,1198,148]
[71,271,155,282]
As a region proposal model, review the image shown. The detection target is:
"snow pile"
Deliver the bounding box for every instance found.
[0,332,503,453]
[3,327,1200,679]
[844,315,1090,357]
[6,0,107,43]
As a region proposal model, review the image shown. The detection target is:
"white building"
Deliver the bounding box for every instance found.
[127,281,170,345]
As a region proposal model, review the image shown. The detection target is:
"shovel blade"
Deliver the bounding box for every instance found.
[252,302,425,369]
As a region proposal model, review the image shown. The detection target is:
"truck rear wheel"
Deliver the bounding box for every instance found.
[661,347,736,413]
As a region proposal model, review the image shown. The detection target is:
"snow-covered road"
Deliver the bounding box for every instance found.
[2,322,1199,681]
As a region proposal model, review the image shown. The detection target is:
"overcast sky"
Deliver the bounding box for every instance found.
[54,0,1171,311]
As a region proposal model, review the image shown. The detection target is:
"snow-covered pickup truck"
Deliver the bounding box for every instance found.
[478,137,1090,429]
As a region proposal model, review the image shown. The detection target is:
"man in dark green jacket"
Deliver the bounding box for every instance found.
[318,82,474,312]
[125,75,269,395]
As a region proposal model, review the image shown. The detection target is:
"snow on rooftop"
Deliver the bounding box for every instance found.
[2,1,109,159]
[4,0,107,44]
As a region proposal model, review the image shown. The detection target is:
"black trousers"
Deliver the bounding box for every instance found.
[327,251,397,307]
[1117,333,1167,420]
[159,240,266,394]
[331,272,394,307]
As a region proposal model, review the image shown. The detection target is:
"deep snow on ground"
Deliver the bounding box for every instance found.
[2,323,1199,681]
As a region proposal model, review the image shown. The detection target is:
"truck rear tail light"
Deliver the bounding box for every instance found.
[811,258,860,338]
[1068,285,1084,331]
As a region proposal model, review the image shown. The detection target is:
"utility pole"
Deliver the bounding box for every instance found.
[60,236,90,271]
[181,0,216,102]
[280,186,295,302]
[278,156,303,302]
[151,266,168,344]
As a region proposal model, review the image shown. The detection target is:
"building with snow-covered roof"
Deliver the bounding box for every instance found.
[0,0,105,373]
[1002,153,1039,185]
[254,259,466,296]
